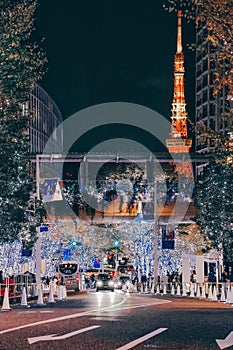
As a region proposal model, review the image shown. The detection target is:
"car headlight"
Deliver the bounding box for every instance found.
[108,281,114,286]
[117,282,122,287]
[97,281,103,286]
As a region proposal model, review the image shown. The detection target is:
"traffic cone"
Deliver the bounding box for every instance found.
[48,283,55,303]
[201,284,206,299]
[21,287,28,307]
[37,288,44,305]
[1,287,11,311]
[220,285,226,302]
[176,284,181,296]
[196,284,201,298]
[62,285,67,300]
[182,283,187,297]
[155,284,160,294]
[163,284,167,295]
[56,285,63,301]
[226,286,233,304]
[171,284,175,295]
[212,286,218,301]
[190,283,195,298]
[208,285,213,299]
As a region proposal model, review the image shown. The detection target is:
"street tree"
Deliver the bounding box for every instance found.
[193,147,233,263]
[0,0,46,246]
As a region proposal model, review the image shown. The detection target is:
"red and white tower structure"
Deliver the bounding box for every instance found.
[166,10,193,178]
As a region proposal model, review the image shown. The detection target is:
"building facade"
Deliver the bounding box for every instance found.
[29,84,63,155]
[195,26,230,176]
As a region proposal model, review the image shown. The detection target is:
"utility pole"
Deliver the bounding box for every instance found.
[35,154,42,288]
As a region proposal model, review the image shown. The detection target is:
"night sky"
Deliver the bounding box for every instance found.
[34,1,195,153]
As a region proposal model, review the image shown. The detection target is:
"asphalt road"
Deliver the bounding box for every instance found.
[0,290,232,350]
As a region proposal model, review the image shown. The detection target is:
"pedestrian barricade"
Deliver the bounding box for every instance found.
[146,282,232,303]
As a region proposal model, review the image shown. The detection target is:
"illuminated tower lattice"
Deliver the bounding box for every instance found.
[166,10,193,178]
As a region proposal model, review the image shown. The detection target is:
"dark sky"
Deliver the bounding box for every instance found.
[34,1,195,152]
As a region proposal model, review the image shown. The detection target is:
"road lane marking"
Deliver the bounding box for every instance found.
[115,328,168,350]
[216,331,233,349]
[28,325,100,344]
[0,297,126,335]
[99,300,171,313]
[0,297,169,335]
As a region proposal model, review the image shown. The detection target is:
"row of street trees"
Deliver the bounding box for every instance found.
[0,0,46,246]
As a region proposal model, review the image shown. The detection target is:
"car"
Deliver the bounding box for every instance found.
[114,279,123,290]
[96,273,114,292]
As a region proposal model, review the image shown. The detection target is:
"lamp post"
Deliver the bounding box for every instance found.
[153,178,159,284]
[114,240,119,274]
[35,155,41,288]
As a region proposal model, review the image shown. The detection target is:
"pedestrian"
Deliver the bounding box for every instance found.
[208,269,216,283]
[190,270,197,283]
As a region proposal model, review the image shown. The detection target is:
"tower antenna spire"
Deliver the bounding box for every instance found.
[177,10,182,53]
